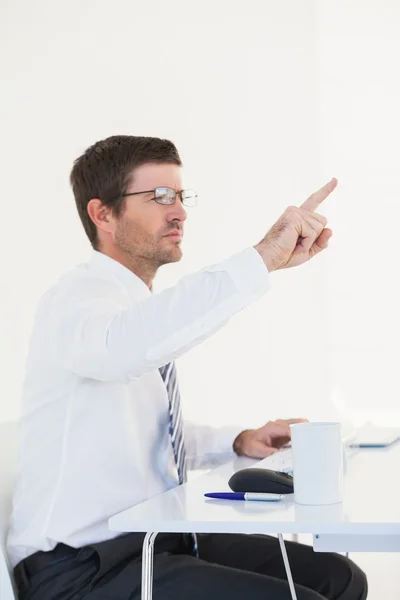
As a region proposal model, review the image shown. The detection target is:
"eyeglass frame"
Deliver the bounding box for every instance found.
[110,186,198,207]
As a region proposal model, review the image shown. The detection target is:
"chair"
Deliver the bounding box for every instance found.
[0,420,19,599]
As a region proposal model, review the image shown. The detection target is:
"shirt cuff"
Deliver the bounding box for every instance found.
[208,247,271,300]
[212,425,244,456]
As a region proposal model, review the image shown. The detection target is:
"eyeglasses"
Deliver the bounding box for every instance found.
[118,187,198,207]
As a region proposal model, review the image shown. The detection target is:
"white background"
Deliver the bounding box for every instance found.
[1,0,400,595]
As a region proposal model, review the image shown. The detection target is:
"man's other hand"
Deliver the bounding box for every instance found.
[233,418,307,459]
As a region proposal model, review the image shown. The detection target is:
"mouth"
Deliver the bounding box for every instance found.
[164,231,182,239]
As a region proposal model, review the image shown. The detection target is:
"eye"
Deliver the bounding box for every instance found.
[156,192,169,203]
[154,187,175,205]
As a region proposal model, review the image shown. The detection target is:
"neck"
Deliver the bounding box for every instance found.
[99,246,157,289]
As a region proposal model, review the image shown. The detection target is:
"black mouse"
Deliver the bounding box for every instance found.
[228,468,294,494]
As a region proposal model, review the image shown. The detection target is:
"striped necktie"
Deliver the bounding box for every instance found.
[159,362,199,556]
[159,361,187,484]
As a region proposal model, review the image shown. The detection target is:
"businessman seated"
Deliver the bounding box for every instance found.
[8,135,367,600]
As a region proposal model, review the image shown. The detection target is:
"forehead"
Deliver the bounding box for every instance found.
[127,163,183,192]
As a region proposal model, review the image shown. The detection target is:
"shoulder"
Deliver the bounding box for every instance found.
[37,262,126,312]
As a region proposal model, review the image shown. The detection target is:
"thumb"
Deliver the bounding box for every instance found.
[310,228,332,257]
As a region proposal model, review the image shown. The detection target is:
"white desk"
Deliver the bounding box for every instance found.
[109,443,400,599]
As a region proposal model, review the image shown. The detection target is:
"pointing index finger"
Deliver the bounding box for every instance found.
[301,177,338,212]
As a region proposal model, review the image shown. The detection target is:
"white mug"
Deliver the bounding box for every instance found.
[290,421,343,505]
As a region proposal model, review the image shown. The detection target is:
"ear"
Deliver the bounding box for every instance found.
[87,199,116,236]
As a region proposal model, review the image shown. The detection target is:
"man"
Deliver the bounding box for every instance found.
[8,135,367,600]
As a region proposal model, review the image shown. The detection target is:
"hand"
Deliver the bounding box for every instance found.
[254,178,338,272]
[233,418,308,459]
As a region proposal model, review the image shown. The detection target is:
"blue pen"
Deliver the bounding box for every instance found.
[204,492,284,502]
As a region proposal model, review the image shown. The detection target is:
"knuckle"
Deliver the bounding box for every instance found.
[286,205,298,215]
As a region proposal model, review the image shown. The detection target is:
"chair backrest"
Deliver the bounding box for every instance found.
[0,420,19,599]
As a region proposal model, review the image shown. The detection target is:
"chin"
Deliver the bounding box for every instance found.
[158,248,183,266]
[169,248,183,263]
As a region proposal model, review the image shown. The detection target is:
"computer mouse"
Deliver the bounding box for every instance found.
[228,468,294,494]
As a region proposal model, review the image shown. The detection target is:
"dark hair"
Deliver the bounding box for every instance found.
[70,135,182,248]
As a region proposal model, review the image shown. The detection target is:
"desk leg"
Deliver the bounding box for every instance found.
[141,532,158,600]
[278,533,298,600]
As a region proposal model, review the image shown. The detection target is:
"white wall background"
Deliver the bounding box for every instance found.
[317,0,400,428]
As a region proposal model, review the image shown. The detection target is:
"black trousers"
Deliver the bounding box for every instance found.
[15,532,368,600]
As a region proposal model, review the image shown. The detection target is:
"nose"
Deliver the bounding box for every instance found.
[166,197,187,224]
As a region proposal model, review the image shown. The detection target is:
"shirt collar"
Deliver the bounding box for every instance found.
[89,250,151,298]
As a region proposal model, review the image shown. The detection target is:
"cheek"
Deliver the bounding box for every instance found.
[141,205,168,235]
[122,206,165,239]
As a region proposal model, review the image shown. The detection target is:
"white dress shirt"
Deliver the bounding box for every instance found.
[7,247,270,567]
